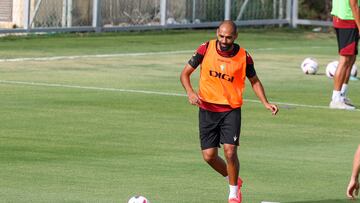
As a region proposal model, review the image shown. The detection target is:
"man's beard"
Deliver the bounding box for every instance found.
[219,43,232,51]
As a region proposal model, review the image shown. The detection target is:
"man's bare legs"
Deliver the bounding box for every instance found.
[330,55,356,110]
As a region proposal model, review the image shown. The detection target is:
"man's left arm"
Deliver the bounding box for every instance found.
[347,144,360,199]
[248,75,278,115]
[350,0,360,31]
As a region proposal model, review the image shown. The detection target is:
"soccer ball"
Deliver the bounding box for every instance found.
[300,58,318,74]
[351,64,358,77]
[326,60,358,78]
[325,60,338,78]
[128,196,150,203]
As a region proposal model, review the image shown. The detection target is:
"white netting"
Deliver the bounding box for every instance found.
[30,0,92,28]
[232,0,288,21]
[0,0,333,31]
[161,0,288,25]
[18,0,290,28]
[101,0,160,27]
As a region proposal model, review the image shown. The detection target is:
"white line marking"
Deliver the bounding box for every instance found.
[0,50,193,62]
[0,46,332,62]
[0,80,185,97]
[261,201,280,203]
[0,79,356,111]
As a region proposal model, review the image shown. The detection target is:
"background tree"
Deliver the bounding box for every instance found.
[299,0,332,21]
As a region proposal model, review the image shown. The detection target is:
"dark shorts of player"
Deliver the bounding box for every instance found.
[335,28,359,56]
[199,108,241,150]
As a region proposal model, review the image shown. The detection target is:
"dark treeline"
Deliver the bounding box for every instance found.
[299,0,332,20]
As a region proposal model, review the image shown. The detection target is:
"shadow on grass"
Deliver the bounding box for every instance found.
[285,199,359,203]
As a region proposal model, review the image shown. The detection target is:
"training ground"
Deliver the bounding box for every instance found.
[0,29,359,203]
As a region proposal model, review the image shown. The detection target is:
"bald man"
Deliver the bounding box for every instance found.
[180,20,278,203]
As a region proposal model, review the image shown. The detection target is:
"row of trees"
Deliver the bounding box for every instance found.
[299,0,332,21]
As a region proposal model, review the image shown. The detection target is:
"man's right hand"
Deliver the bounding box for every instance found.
[187,91,202,106]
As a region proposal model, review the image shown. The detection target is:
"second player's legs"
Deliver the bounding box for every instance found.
[334,55,355,91]
[343,56,356,85]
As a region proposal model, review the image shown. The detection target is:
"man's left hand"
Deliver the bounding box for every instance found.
[266,103,278,115]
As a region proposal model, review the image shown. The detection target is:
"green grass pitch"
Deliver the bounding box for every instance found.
[0,29,359,203]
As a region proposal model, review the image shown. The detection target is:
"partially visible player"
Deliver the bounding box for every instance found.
[180,20,278,203]
[329,0,360,110]
[347,145,360,199]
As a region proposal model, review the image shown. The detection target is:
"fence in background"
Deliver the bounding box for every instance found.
[0,0,332,34]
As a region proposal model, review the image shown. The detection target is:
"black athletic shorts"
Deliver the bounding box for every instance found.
[199,108,241,150]
[335,27,359,56]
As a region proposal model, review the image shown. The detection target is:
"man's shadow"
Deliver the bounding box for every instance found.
[285,199,358,203]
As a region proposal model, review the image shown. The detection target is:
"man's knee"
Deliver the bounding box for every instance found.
[202,149,218,163]
[341,55,356,67]
[224,145,238,161]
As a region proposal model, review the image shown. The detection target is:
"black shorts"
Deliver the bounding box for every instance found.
[335,27,359,56]
[199,108,241,150]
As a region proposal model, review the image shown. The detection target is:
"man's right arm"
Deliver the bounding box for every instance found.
[350,0,360,31]
[188,41,208,68]
[180,42,208,106]
[180,64,201,106]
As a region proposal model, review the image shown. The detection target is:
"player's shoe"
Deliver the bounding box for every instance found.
[343,97,354,106]
[237,177,243,203]
[329,101,355,110]
[228,198,241,203]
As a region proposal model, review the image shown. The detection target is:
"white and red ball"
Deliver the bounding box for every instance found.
[325,60,338,78]
[351,64,358,77]
[326,60,358,78]
[128,196,150,203]
[300,58,318,75]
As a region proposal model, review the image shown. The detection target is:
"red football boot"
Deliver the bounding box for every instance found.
[237,177,243,203]
[228,198,241,203]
